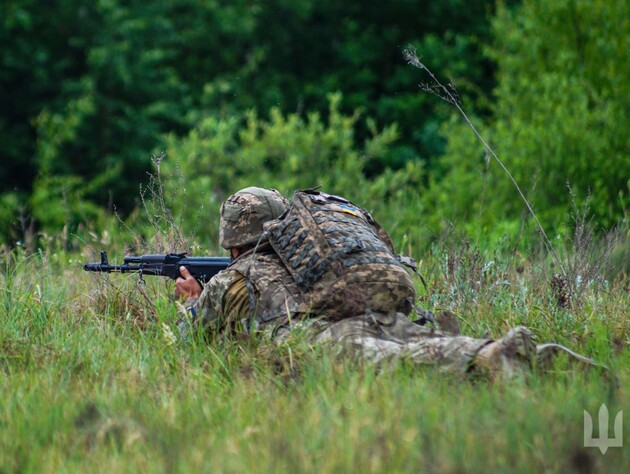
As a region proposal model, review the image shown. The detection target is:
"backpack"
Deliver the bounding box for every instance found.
[263,190,416,320]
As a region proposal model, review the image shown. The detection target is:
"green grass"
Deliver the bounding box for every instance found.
[0,245,628,473]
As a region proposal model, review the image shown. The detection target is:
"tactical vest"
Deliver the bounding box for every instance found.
[263,190,416,320]
[228,247,308,325]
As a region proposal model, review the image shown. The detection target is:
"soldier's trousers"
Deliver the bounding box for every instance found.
[280,312,492,374]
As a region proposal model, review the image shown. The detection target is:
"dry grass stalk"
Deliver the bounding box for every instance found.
[403,46,566,277]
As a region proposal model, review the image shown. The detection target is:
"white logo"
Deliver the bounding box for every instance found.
[584,404,623,454]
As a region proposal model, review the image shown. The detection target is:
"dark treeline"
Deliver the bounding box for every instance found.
[1,1,495,235]
[1,0,628,250]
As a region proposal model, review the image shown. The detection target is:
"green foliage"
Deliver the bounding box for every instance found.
[1,0,261,214]
[427,0,630,244]
[162,94,425,252]
[2,0,628,257]
[226,0,496,163]
[0,192,23,243]
[1,0,495,245]
[0,235,628,472]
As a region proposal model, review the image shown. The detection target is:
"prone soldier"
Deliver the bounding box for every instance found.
[175,187,598,380]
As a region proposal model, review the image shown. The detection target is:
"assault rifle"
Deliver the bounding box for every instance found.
[83,251,231,283]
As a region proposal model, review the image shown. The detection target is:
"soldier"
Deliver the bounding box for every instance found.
[176,187,598,380]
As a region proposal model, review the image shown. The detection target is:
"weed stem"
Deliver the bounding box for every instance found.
[404,46,565,276]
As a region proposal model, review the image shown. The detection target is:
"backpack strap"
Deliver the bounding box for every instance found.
[395,254,428,293]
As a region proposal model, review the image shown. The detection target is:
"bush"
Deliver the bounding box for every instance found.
[423,0,630,246]
[161,94,425,253]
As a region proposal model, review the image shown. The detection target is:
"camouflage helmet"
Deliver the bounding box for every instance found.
[219,187,289,249]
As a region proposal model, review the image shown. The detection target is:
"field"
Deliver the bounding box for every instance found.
[0,236,627,474]
[2,0,629,472]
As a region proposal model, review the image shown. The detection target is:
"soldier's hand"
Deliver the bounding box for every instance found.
[175,266,203,299]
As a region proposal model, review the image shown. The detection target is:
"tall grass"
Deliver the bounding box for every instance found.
[0,233,627,473]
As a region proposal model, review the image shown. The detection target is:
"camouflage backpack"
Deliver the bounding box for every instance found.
[262,190,416,320]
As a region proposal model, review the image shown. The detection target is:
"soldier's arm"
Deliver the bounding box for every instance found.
[186,270,253,333]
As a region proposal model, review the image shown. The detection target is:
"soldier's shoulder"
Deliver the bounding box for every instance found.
[201,268,243,300]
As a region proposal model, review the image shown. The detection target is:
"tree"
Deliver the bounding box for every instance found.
[426,0,630,241]
[0,0,496,240]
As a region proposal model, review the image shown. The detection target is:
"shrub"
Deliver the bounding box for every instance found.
[161,94,425,253]
[422,0,630,246]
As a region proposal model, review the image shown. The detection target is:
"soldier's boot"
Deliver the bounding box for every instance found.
[473,326,536,381]
[535,343,602,369]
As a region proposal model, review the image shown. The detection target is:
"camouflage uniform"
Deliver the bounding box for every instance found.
[285,313,492,372]
[186,187,307,333]
[187,244,490,373]
[186,248,491,373]
[185,187,598,377]
[188,242,308,334]
[262,190,417,321]
[184,187,490,373]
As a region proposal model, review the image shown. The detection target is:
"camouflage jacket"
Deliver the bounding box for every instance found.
[185,243,494,374]
[187,243,308,334]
